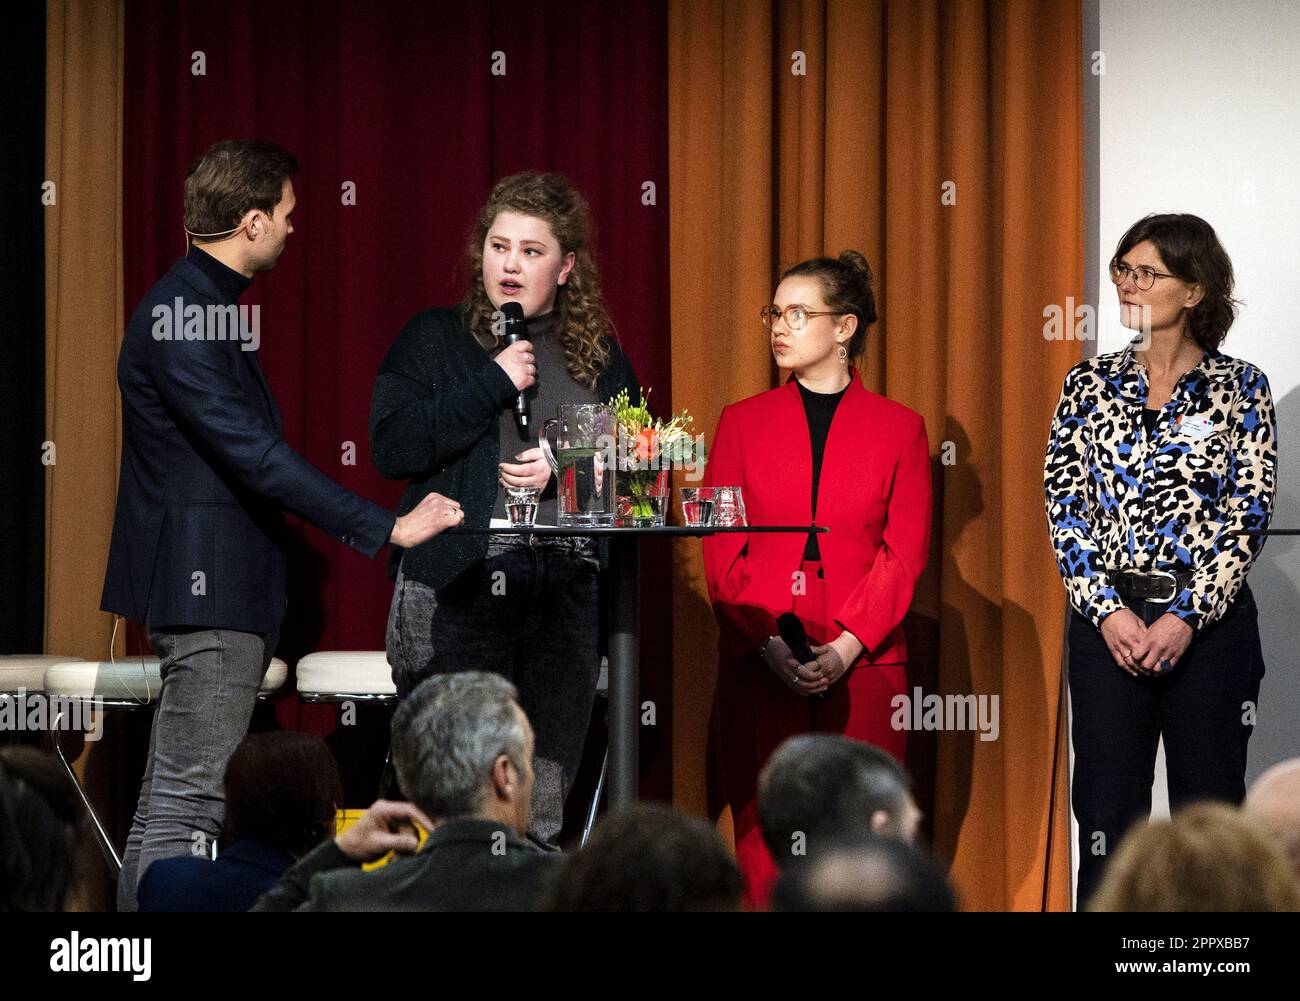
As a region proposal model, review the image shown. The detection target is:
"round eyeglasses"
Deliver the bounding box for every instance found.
[1110,259,1176,292]
[760,304,844,332]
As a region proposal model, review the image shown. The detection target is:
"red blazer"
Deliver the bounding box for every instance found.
[702,374,931,666]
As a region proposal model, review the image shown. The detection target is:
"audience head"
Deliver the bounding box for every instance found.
[0,747,87,912]
[758,734,919,871]
[1245,758,1300,881]
[768,250,877,373]
[221,731,343,858]
[541,803,742,912]
[1090,802,1300,912]
[391,672,533,834]
[771,834,956,912]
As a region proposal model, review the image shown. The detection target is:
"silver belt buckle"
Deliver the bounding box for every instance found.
[1144,569,1178,604]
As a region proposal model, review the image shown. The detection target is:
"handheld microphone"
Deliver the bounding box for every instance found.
[500,301,529,430]
[778,612,827,701]
[777,612,816,664]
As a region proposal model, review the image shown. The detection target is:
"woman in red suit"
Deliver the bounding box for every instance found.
[703,251,931,904]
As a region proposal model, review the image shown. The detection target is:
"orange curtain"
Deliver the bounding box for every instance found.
[45,0,127,910]
[668,0,1081,910]
[45,0,125,663]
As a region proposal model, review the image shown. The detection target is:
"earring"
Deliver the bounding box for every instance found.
[836,342,848,363]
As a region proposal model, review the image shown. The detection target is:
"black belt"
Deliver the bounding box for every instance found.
[1109,567,1194,604]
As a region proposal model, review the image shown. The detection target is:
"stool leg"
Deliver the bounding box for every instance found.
[53,709,122,873]
[378,738,397,801]
[580,748,608,849]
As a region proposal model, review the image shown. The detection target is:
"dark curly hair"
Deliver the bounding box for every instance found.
[781,250,878,363]
[1112,213,1241,352]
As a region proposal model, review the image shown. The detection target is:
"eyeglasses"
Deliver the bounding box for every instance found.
[760,304,843,332]
[1110,259,1177,292]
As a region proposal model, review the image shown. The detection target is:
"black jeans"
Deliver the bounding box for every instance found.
[1068,584,1264,908]
[386,535,600,847]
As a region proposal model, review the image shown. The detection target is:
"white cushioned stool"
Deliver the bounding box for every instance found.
[44,656,289,706]
[295,651,396,703]
[42,655,289,871]
[296,651,397,798]
[0,654,83,696]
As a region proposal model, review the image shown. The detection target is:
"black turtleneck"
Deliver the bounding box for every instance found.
[187,244,253,304]
[797,377,850,560]
[490,311,600,525]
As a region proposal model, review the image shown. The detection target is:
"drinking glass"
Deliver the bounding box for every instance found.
[505,486,539,527]
[712,486,747,527]
[680,487,716,527]
[646,487,670,526]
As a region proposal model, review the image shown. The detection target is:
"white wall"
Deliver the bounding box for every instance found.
[1082,0,1300,872]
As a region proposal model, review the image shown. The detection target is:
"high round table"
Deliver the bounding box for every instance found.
[449,524,825,809]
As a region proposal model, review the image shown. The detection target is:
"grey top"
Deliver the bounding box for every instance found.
[490,310,601,526]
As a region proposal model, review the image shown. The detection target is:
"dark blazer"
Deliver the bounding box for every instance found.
[137,838,296,913]
[370,306,638,590]
[101,256,394,633]
[251,817,558,912]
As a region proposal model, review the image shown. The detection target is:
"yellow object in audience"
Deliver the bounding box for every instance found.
[335,808,429,872]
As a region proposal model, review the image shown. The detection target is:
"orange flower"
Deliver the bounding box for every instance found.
[633,427,658,462]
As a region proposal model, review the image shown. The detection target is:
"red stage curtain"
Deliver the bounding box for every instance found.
[121,0,672,794]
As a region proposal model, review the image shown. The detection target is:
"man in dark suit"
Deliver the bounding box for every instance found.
[254,672,556,911]
[103,140,463,911]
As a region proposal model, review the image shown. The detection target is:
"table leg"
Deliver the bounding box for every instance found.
[607,535,640,809]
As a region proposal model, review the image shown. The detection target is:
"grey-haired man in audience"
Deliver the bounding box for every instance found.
[254,672,554,911]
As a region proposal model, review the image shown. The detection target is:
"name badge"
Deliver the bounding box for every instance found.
[1177,416,1215,439]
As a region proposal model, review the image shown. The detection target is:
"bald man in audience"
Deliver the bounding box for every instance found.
[1245,757,1300,880]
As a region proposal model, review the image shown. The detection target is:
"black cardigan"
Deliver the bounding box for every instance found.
[369,305,639,588]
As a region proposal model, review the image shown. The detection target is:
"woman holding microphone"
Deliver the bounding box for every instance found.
[703,251,931,902]
[370,172,638,847]
[1044,213,1275,906]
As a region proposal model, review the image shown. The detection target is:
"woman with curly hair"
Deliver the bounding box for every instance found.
[371,172,639,847]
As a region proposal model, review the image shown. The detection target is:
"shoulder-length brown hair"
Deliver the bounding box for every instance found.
[1112,213,1241,353]
[461,172,613,389]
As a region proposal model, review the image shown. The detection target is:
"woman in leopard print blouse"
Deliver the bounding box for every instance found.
[1043,213,1276,907]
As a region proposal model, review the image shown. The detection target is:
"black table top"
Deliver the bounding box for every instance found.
[448,524,827,537]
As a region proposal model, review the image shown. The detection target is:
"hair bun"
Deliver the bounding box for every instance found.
[838,249,873,284]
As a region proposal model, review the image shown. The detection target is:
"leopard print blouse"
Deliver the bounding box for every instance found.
[1044,337,1276,632]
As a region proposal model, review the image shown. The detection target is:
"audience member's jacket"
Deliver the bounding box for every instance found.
[251,817,557,911]
[138,838,295,913]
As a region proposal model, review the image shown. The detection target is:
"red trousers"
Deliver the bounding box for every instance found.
[713,560,908,908]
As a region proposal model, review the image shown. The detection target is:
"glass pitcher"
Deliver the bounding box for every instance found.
[538,403,618,527]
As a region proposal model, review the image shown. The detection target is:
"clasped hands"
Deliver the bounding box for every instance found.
[1099,609,1192,677]
[762,631,863,697]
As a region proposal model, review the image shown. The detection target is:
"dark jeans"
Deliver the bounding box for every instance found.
[1068,585,1264,909]
[117,624,276,912]
[386,535,600,847]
